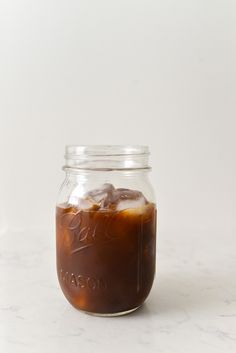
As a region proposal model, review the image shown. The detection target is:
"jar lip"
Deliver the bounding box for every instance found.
[65,145,150,157]
[63,166,151,172]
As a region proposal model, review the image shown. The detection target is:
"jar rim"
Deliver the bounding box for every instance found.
[65,145,150,157]
[64,145,151,171]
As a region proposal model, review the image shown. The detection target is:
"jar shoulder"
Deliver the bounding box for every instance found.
[57,172,156,205]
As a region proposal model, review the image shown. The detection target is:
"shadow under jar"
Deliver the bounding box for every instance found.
[56,145,157,316]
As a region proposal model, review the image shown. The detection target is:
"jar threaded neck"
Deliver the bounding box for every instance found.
[64,145,150,171]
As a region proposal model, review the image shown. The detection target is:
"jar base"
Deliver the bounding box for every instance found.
[82,306,141,317]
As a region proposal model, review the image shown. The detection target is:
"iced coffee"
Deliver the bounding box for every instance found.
[56,183,156,315]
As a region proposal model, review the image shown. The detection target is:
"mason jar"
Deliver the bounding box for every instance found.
[56,145,157,316]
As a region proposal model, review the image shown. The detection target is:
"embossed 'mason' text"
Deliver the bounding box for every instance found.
[60,269,107,290]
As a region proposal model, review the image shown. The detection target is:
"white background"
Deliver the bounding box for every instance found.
[0,0,236,234]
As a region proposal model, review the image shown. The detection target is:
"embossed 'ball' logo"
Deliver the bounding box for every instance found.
[60,210,119,253]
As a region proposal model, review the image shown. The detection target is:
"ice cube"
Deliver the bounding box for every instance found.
[121,203,155,222]
[80,184,148,211]
[112,188,147,211]
[85,183,115,208]
[77,197,95,210]
[116,197,146,211]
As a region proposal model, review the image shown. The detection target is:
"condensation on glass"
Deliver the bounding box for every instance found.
[56,145,157,316]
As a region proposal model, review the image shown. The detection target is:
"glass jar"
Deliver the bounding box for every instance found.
[56,145,157,316]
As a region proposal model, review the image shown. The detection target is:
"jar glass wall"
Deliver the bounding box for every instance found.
[56,145,157,316]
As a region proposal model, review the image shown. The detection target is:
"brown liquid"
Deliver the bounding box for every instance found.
[56,202,156,314]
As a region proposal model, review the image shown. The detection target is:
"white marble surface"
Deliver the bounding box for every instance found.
[0,228,235,353]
